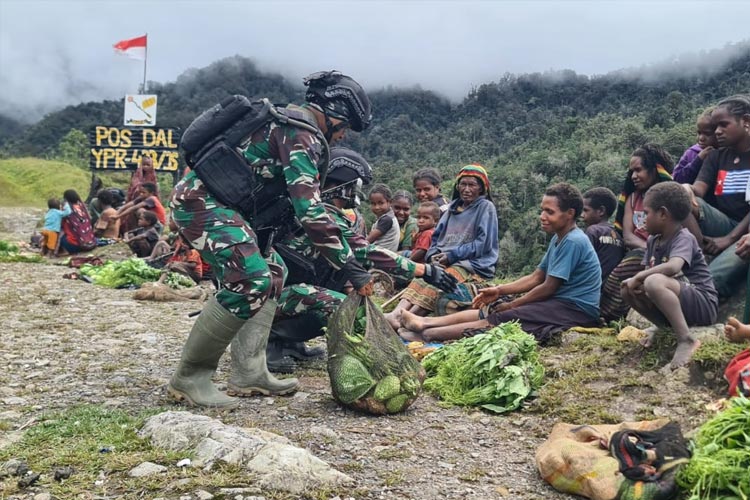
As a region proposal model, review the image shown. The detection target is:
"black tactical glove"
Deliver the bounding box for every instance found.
[342,257,373,291]
[423,264,458,293]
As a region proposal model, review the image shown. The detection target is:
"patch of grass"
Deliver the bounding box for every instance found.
[532,334,631,423]
[0,405,183,497]
[381,469,405,487]
[692,337,747,373]
[339,461,364,473]
[0,158,90,207]
[0,420,12,432]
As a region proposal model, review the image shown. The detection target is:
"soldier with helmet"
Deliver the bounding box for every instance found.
[267,147,458,372]
[168,71,376,409]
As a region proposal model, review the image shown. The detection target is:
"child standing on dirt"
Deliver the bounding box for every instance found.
[672,108,718,184]
[410,201,440,263]
[40,198,71,256]
[413,168,449,212]
[367,183,400,252]
[581,187,624,283]
[621,182,718,371]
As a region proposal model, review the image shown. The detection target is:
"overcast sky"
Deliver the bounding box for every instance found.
[1,0,748,122]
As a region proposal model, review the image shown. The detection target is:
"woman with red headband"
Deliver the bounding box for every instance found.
[386,164,499,330]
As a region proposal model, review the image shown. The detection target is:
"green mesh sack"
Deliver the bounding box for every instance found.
[327,293,425,414]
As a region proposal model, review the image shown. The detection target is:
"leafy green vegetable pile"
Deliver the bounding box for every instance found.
[677,396,750,500]
[422,322,544,413]
[79,257,194,289]
[0,240,43,263]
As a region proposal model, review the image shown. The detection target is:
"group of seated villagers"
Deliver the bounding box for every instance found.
[385,94,750,372]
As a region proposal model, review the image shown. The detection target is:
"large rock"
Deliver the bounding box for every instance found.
[138,411,352,495]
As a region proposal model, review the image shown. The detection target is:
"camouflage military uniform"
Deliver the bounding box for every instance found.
[282,204,417,281]
[170,105,353,320]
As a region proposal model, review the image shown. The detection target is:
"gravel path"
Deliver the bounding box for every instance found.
[0,207,725,500]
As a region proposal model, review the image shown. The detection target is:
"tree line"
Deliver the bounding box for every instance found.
[1,42,748,276]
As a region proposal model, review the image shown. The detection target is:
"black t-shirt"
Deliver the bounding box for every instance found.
[696,148,750,222]
[584,222,624,282]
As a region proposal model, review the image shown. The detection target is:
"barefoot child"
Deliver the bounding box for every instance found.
[410,201,440,263]
[621,182,718,370]
[582,187,624,283]
[366,183,400,252]
[399,183,600,344]
[124,210,161,258]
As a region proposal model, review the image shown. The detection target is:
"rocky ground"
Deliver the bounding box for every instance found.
[0,208,742,500]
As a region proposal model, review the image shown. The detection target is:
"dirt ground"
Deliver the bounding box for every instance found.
[0,208,737,500]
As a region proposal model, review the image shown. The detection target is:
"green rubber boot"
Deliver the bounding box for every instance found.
[227,298,299,396]
[168,296,243,408]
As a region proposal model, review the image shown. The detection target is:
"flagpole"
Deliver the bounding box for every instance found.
[142,33,148,93]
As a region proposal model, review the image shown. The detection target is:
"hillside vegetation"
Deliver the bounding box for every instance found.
[1,41,748,274]
[0,158,90,207]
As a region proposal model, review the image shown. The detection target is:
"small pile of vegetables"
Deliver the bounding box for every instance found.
[677,396,750,499]
[422,322,544,413]
[79,257,194,289]
[0,240,43,263]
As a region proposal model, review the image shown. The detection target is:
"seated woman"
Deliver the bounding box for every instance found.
[385,164,498,330]
[57,189,97,256]
[399,183,601,344]
[599,144,673,322]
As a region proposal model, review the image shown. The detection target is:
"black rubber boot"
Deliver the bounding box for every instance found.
[266,341,298,374]
[268,313,326,363]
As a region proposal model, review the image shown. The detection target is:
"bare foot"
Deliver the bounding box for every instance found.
[667,339,701,370]
[400,309,425,333]
[397,327,424,342]
[724,317,750,343]
[385,310,402,331]
[639,326,659,348]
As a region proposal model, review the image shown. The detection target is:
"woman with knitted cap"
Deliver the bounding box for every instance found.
[386,164,499,331]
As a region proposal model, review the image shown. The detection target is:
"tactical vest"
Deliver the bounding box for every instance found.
[180,96,330,230]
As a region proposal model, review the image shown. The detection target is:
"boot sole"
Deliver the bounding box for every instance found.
[226,383,298,397]
[167,385,240,409]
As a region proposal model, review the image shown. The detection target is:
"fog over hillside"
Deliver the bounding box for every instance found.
[1,0,749,122]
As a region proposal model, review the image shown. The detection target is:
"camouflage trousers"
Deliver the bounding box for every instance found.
[171,174,343,321]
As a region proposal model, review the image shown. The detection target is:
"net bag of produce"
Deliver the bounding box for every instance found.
[327,293,425,414]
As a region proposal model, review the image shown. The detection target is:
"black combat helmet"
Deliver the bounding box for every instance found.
[321,147,372,208]
[304,71,372,133]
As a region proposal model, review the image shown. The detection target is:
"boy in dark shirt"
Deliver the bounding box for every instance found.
[582,187,624,283]
[622,182,718,371]
[124,210,160,258]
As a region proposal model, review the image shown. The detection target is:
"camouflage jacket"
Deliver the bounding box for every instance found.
[242,104,353,269]
[281,203,417,282]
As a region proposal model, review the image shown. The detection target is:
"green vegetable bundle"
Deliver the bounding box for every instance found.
[327,294,425,415]
[422,322,544,413]
[677,396,750,500]
[0,240,43,263]
[79,257,194,289]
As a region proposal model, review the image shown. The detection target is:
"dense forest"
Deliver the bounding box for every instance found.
[1,42,749,275]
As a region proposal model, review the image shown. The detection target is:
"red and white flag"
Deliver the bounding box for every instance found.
[113,35,147,61]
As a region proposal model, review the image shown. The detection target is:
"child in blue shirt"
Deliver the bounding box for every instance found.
[40,198,71,256]
[399,183,601,344]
